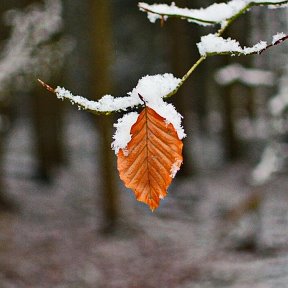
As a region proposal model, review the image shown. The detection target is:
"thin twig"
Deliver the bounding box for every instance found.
[37,79,55,93]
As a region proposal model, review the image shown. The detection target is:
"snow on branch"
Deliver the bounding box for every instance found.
[139,0,288,26]
[39,0,288,128]
[139,1,246,26]
[215,64,275,86]
[51,73,181,113]
[42,74,185,150]
[0,0,72,93]
[197,33,288,56]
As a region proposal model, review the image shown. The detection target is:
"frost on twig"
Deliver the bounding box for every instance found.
[139,1,247,26]
[197,33,288,56]
[0,0,72,94]
[44,74,185,153]
[139,0,288,26]
[53,73,181,113]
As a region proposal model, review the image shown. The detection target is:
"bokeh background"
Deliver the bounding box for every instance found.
[0,0,288,287]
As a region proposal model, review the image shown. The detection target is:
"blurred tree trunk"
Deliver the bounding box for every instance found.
[246,86,257,120]
[0,106,16,211]
[221,80,239,160]
[12,0,66,182]
[90,0,119,232]
[242,15,257,121]
[30,76,65,182]
[0,1,20,211]
[0,3,7,208]
[220,15,251,161]
[192,0,216,134]
[0,138,4,207]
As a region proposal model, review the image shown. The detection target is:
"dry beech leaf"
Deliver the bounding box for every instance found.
[117,107,183,211]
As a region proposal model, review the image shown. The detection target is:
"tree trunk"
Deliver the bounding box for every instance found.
[219,15,250,161]
[0,90,17,211]
[0,1,22,211]
[90,0,119,232]
[0,134,17,212]
[222,82,239,161]
[30,80,65,182]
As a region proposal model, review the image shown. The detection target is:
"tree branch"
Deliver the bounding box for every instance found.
[40,1,288,113]
[139,1,288,28]
[160,1,288,98]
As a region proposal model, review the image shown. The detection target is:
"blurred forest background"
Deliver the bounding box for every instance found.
[0,0,288,287]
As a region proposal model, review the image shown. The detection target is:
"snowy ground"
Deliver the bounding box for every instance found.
[1,113,288,288]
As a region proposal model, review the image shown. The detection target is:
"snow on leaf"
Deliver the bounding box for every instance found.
[117,107,183,211]
[111,112,139,154]
[170,159,182,178]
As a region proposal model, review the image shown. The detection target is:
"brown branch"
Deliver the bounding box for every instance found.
[37,79,55,93]
[259,34,288,54]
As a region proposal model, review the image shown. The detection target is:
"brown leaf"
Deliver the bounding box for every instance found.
[117,107,183,211]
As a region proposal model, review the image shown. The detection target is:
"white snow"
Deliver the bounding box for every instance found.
[55,87,140,112]
[197,34,268,56]
[243,41,268,54]
[111,112,139,154]
[139,1,248,26]
[170,159,182,178]
[139,0,288,26]
[198,31,287,56]
[132,74,186,140]
[55,73,186,153]
[197,34,242,55]
[215,64,275,86]
[55,73,181,113]
[272,32,287,44]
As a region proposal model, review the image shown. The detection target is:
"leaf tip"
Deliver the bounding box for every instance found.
[148,201,158,212]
